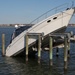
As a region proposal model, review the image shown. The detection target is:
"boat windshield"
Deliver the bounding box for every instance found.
[10,25,32,43]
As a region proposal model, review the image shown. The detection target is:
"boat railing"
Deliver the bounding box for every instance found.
[29,3,69,25]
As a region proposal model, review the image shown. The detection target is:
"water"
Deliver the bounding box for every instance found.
[0,26,75,75]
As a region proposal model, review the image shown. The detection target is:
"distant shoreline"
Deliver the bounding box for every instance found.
[0,24,34,27]
[0,24,75,27]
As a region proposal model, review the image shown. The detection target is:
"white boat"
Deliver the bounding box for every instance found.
[6,4,75,56]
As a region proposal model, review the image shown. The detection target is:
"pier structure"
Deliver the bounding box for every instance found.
[48,33,71,69]
[25,33,44,63]
[1,32,75,70]
[25,32,71,69]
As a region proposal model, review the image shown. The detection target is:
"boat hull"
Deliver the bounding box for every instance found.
[12,26,66,56]
[6,8,74,57]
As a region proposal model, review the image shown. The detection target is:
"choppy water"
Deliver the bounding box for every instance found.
[0,26,75,75]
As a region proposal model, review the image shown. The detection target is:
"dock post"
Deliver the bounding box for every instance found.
[70,31,73,37]
[67,33,70,58]
[2,34,5,56]
[64,36,68,70]
[67,39,70,58]
[56,47,59,57]
[26,34,28,62]
[38,35,41,64]
[49,36,53,66]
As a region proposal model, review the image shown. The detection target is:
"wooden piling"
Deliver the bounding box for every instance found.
[64,37,68,70]
[67,33,70,58]
[26,34,28,62]
[49,36,53,66]
[70,31,73,37]
[67,40,70,58]
[38,35,41,64]
[56,47,59,57]
[2,34,5,56]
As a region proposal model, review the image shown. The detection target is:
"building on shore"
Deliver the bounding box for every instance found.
[0,24,34,27]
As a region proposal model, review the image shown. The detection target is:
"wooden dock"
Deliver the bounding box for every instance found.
[1,32,75,70]
[24,32,75,70]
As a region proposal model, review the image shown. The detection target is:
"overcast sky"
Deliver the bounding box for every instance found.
[0,0,75,24]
